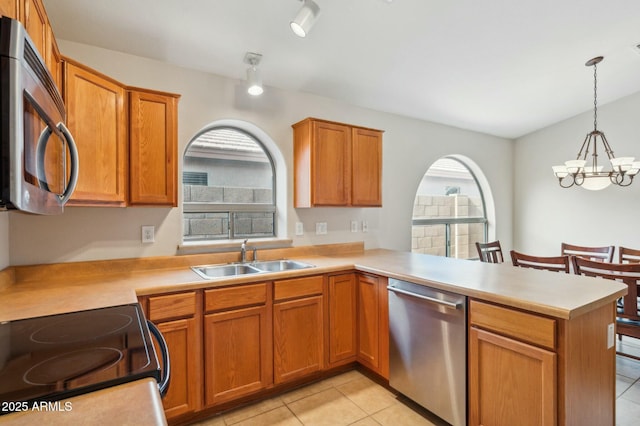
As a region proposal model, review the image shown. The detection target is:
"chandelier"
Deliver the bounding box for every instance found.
[552,56,639,190]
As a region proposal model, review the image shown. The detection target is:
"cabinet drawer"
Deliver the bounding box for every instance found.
[469,300,556,350]
[274,276,324,301]
[148,291,196,321]
[204,283,268,312]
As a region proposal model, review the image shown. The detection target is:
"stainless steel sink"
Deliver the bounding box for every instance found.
[250,260,315,272]
[191,259,315,279]
[191,263,263,279]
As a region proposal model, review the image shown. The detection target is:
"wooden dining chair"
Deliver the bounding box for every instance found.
[510,250,570,273]
[475,241,504,263]
[572,256,640,359]
[619,246,640,264]
[561,243,615,263]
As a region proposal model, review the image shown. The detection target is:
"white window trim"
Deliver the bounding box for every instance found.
[181,119,287,246]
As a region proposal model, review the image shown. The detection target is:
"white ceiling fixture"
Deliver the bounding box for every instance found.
[552,56,639,190]
[244,52,263,96]
[290,0,320,38]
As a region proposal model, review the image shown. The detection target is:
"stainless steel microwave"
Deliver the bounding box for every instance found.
[0,16,78,215]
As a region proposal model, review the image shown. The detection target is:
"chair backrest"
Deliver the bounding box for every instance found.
[510,250,570,273]
[476,241,504,263]
[560,243,615,263]
[572,256,640,339]
[619,246,640,264]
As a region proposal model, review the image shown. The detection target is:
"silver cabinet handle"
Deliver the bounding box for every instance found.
[387,285,462,309]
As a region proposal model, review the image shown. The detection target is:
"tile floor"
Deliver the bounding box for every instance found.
[194,337,640,426]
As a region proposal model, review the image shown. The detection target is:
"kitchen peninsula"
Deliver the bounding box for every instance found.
[0,244,627,425]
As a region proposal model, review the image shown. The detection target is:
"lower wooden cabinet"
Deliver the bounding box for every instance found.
[155,317,201,419]
[328,273,357,366]
[356,273,389,378]
[469,327,557,426]
[144,291,201,421]
[203,283,272,406]
[273,276,325,384]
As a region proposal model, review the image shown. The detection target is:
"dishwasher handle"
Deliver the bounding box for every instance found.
[387,285,462,309]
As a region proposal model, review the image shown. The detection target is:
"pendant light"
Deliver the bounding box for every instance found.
[243,52,263,96]
[552,56,639,190]
[290,0,320,38]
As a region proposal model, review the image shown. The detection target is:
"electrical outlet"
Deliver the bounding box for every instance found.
[351,220,358,233]
[315,222,327,235]
[607,323,614,349]
[295,222,304,236]
[141,225,155,243]
[362,221,368,233]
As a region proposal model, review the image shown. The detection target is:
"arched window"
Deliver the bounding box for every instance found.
[183,126,277,242]
[411,156,491,259]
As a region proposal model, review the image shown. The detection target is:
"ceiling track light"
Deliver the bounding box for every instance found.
[243,52,263,96]
[552,56,638,190]
[290,0,320,38]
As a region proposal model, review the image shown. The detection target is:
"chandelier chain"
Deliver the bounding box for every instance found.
[593,62,598,131]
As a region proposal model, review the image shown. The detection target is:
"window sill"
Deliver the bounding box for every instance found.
[177,238,293,255]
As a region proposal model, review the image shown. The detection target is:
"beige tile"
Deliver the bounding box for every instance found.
[620,380,640,405]
[617,356,640,381]
[287,388,367,426]
[281,371,366,404]
[337,377,398,414]
[372,403,439,426]
[224,397,284,425]
[617,375,636,398]
[348,417,382,426]
[231,406,302,426]
[616,398,640,426]
[190,414,226,426]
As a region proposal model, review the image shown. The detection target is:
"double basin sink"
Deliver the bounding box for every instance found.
[192,260,315,280]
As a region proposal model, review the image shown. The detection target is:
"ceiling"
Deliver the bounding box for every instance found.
[42,0,640,139]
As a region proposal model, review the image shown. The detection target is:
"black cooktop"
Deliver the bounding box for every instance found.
[0,303,161,415]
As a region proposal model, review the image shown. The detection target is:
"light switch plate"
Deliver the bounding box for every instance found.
[351,220,358,233]
[362,221,368,233]
[315,222,327,235]
[607,323,615,349]
[295,222,304,236]
[141,225,155,243]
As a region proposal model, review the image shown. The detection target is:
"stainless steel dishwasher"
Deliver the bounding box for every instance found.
[388,278,467,426]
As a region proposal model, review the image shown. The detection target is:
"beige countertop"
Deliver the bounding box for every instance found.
[0,378,166,425]
[0,246,628,322]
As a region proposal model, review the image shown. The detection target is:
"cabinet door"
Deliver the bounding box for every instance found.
[469,327,557,426]
[0,0,19,19]
[357,274,379,370]
[328,273,357,365]
[155,318,200,420]
[21,0,48,61]
[351,128,382,206]
[273,295,324,384]
[128,89,179,206]
[311,120,351,206]
[47,25,62,90]
[356,273,389,378]
[64,59,127,206]
[204,305,271,406]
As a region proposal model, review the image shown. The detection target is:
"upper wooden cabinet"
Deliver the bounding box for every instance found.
[0,0,19,20]
[63,58,128,206]
[128,88,179,206]
[292,117,383,207]
[1,0,61,88]
[62,58,180,207]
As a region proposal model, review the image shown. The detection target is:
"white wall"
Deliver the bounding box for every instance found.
[7,41,513,265]
[514,91,640,256]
